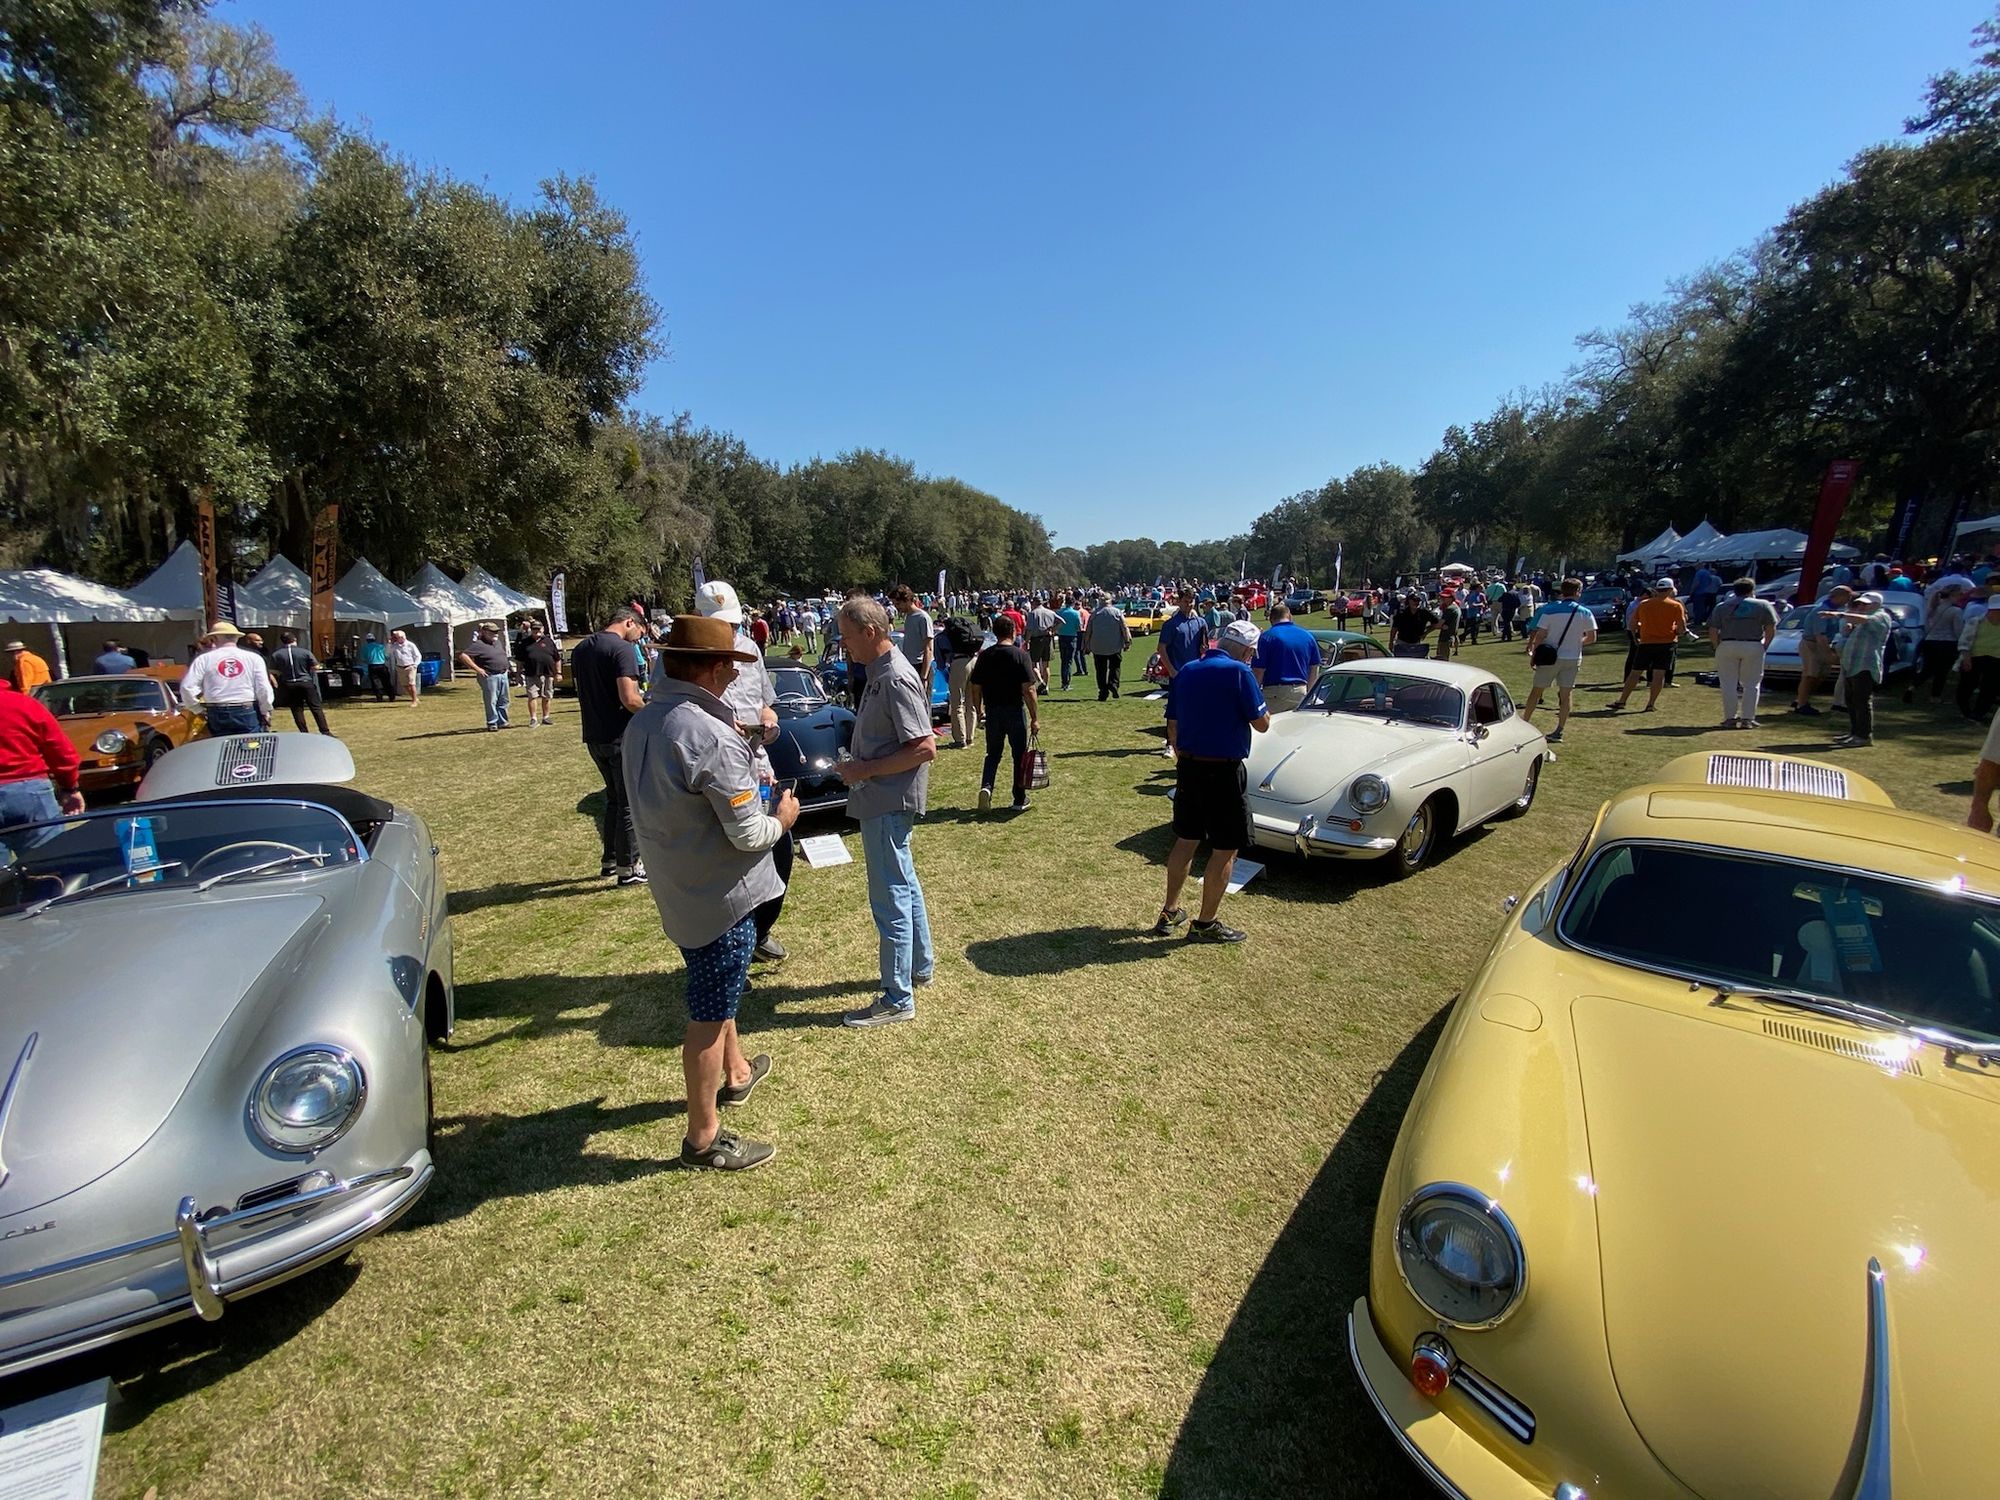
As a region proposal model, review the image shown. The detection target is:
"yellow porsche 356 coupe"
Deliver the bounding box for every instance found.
[1349,750,1997,1500]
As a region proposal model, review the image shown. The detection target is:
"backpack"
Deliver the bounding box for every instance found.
[942,615,983,654]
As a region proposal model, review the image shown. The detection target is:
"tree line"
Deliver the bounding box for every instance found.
[0,1,1073,623]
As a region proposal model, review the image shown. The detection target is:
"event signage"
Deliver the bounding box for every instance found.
[193,488,222,628]
[1797,460,1860,603]
[309,505,340,660]
[549,569,568,635]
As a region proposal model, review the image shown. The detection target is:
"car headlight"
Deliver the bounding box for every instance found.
[1395,1183,1526,1327]
[93,729,131,755]
[249,1046,366,1154]
[1349,774,1390,814]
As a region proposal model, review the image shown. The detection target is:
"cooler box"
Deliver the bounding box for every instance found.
[419,656,442,688]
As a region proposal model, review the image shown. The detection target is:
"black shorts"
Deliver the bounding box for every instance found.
[1029,635,1053,663]
[1631,642,1674,673]
[1171,760,1251,851]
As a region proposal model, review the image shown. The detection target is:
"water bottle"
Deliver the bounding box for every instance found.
[759,781,772,810]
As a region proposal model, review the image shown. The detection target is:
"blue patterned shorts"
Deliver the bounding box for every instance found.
[679,915,755,1023]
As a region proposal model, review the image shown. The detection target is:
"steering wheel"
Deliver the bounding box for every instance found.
[189,840,313,879]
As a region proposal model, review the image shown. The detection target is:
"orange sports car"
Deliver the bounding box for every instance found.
[33,669,206,798]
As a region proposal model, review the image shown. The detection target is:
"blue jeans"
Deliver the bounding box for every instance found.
[861,812,932,1009]
[0,777,61,831]
[204,703,262,735]
[480,673,510,726]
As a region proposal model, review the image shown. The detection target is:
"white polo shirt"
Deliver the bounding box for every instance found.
[181,643,273,713]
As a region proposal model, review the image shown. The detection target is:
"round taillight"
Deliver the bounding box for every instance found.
[1410,1339,1452,1398]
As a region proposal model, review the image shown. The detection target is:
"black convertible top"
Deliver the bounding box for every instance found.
[155,782,396,843]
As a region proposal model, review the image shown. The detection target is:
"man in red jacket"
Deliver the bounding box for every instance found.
[0,686,84,829]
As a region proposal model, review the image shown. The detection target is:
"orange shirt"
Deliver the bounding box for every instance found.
[9,650,51,693]
[1628,596,1686,645]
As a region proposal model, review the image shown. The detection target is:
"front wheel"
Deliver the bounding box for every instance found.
[1386,798,1442,880]
[1499,758,1541,820]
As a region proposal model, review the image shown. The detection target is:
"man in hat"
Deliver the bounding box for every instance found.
[1611,579,1689,712]
[624,614,800,1172]
[4,640,51,695]
[457,622,513,730]
[177,621,272,735]
[694,580,791,962]
[1832,591,1896,747]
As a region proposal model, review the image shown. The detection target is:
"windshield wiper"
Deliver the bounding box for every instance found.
[1718,986,2000,1058]
[196,852,331,891]
[21,862,188,917]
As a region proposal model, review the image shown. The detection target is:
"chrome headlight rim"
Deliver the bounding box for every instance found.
[1394,1181,1527,1329]
[1349,773,1391,814]
[248,1044,367,1156]
[93,728,131,755]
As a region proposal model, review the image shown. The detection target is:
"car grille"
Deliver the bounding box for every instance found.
[1705,753,1849,800]
[1761,1019,1923,1076]
[214,735,278,785]
[236,1170,334,1212]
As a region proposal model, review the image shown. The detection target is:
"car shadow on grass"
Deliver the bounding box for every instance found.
[963,925,1182,975]
[448,875,606,915]
[415,1095,684,1226]
[1160,1003,1452,1499]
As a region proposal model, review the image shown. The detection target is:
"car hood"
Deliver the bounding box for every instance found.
[0,890,332,1215]
[1242,714,1442,805]
[1768,628,1804,655]
[1573,994,1997,1499]
[51,710,169,749]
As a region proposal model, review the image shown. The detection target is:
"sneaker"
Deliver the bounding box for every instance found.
[601,860,616,877]
[843,998,916,1028]
[1607,699,1625,712]
[1791,703,1821,715]
[1720,718,1739,729]
[977,786,993,813]
[615,862,647,886]
[680,1129,776,1172]
[1011,795,1029,811]
[1186,919,1247,944]
[754,934,787,963]
[1150,906,1189,937]
[1741,718,1761,729]
[717,1053,772,1107]
[1546,728,1565,744]
[1831,735,1875,748]
[913,970,935,987]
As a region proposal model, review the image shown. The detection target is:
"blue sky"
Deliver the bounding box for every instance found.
[225,0,1992,548]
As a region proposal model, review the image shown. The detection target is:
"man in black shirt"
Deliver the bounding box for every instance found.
[270,632,331,735]
[1390,593,1438,659]
[457,623,514,730]
[966,615,1039,813]
[571,607,649,884]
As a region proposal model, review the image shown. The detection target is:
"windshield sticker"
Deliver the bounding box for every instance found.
[1824,891,1884,973]
[115,816,164,882]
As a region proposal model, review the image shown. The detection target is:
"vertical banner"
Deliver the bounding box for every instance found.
[193,488,221,628]
[691,554,706,591]
[936,566,946,599]
[1334,543,1343,592]
[549,569,569,635]
[1797,460,1860,603]
[1886,492,1920,563]
[309,504,340,661]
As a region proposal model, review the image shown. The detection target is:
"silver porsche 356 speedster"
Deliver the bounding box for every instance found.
[0,732,452,1375]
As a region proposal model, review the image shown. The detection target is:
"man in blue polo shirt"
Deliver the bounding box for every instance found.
[1152,619,1271,945]
[1158,588,1209,681]
[1252,601,1319,711]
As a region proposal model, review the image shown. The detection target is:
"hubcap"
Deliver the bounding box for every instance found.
[1399,807,1432,865]
[1519,766,1538,806]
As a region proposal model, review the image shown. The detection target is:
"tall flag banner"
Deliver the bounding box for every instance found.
[1334,543,1343,591]
[549,570,569,635]
[937,567,946,598]
[1887,493,1920,562]
[692,554,707,591]
[1797,460,1860,603]
[193,488,221,627]
[309,504,340,660]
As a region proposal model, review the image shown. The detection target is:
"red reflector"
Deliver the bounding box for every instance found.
[1410,1345,1452,1398]
[1347,819,1364,832]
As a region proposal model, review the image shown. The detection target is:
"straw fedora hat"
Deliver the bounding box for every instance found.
[656,614,757,662]
[205,620,244,638]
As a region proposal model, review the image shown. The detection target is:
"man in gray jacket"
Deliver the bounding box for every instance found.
[1085,594,1133,701]
[625,615,800,1172]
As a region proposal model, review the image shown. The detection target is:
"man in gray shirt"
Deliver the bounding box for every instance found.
[836,595,938,1027]
[1708,576,1781,729]
[891,585,933,690]
[1025,599,1060,689]
[1085,594,1133,700]
[625,614,800,1171]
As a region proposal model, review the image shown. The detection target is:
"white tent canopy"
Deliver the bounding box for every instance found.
[459,566,546,616]
[404,563,489,624]
[1618,525,1680,564]
[122,540,208,621]
[1955,514,2000,542]
[337,559,438,630]
[0,569,167,624]
[1656,520,1724,562]
[1438,562,1477,575]
[1677,528,1861,566]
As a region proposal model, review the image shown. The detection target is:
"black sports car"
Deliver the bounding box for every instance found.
[768,664,856,813]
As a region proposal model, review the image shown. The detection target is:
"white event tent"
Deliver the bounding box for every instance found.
[404,564,491,678]
[337,560,447,662]
[0,568,172,676]
[1954,515,2000,543]
[1655,520,1725,563]
[1617,526,1680,565]
[459,565,547,618]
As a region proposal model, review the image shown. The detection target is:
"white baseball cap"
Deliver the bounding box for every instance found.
[694,580,744,623]
[1221,619,1261,651]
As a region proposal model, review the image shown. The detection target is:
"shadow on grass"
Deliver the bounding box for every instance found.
[1938,779,1974,796]
[397,726,495,742]
[963,925,1181,975]
[1160,1003,1451,1499]
[452,970,860,1053]
[415,1095,683,1226]
[1621,724,1720,738]
[448,875,605,915]
[1056,745,1169,760]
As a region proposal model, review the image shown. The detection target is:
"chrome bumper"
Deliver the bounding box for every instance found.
[0,1157,430,1377]
[1251,811,1397,859]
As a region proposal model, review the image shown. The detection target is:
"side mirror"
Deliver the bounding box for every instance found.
[1469,723,1490,742]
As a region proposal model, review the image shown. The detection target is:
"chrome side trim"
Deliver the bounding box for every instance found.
[1452,1358,1536,1444]
[1257,748,1299,790]
[0,1033,39,1192]
[1853,1257,1892,1500]
[1345,1311,1471,1500]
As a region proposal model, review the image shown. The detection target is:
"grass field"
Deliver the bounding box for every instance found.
[29,630,1983,1499]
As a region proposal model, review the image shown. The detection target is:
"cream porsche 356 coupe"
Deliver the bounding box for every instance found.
[1349,750,1998,1499]
[1243,659,1550,877]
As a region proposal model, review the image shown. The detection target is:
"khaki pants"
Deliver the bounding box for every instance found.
[1263,683,1307,713]
[948,657,975,745]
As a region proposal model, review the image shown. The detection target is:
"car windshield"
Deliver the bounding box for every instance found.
[1887,601,1921,627]
[1304,671,1464,728]
[34,680,169,716]
[771,666,827,705]
[1558,842,2000,1045]
[0,801,361,916]
[1580,588,1622,604]
[1778,605,1815,630]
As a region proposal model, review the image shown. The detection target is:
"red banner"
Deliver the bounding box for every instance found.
[193,488,220,629]
[310,505,340,660]
[1798,460,1860,603]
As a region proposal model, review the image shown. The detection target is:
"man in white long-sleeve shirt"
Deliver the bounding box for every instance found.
[624,614,800,1173]
[178,621,273,735]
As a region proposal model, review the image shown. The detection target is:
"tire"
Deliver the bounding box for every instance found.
[1387,797,1443,880]
[143,736,173,766]
[1499,758,1541,820]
